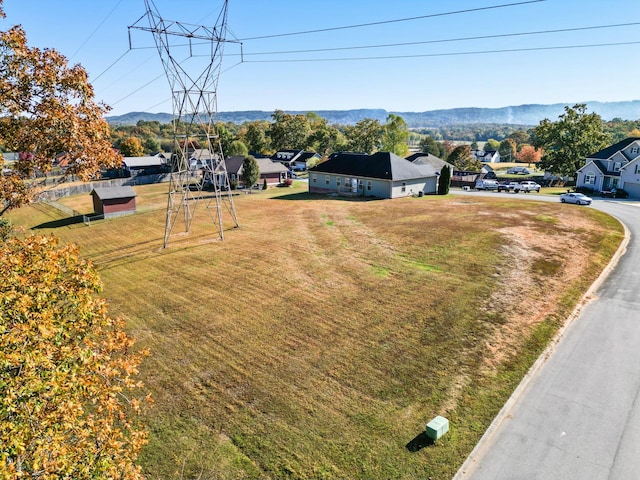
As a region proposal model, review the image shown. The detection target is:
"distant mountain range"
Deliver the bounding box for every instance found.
[106,100,640,128]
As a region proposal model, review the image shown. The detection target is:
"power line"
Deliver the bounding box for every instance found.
[92,49,131,83]
[69,0,125,60]
[109,71,166,107]
[238,0,546,41]
[235,22,640,57]
[241,40,640,63]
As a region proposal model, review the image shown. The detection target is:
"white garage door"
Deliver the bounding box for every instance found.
[622,182,640,198]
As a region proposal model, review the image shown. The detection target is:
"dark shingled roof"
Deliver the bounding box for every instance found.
[91,186,137,200]
[587,137,640,160]
[310,152,436,181]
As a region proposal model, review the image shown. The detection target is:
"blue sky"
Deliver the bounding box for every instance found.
[2,0,639,117]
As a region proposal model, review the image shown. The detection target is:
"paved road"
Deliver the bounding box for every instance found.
[454,196,640,479]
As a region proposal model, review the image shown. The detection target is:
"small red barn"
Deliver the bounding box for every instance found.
[91,186,137,218]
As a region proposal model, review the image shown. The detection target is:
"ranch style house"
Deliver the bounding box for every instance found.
[308,151,449,199]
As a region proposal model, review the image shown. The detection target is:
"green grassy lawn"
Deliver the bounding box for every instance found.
[7,184,623,479]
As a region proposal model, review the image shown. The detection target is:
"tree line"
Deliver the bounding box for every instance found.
[111,110,640,175]
[111,110,415,159]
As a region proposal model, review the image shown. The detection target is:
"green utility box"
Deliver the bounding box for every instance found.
[426,416,449,441]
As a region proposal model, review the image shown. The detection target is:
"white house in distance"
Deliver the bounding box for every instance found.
[308,151,443,198]
[576,137,640,197]
[472,149,500,163]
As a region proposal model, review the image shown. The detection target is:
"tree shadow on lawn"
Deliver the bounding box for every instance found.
[270,192,384,202]
[405,431,435,452]
[32,215,85,230]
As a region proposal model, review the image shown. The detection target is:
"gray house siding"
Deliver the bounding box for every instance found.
[309,173,435,198]
[390,179,427,198]
[576,166,604,191]
[309,173,390,197]
[308,151,439,199]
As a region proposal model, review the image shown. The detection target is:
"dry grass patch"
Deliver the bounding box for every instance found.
[7,187,623,479]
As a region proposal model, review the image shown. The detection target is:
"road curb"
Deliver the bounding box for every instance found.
[453,214,631,479]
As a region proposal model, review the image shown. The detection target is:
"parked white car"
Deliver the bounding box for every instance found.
[518,181,541,193]
[560,192,593,205]
[475,179,499,191]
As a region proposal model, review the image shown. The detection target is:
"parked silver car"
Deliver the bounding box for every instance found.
[560,192,593,205]
[507,166,532,175]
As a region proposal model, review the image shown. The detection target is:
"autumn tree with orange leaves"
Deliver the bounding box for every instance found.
[0,236,149,478]
[0,3,148,478]
[517,145,543,165]
[0,2,121,214]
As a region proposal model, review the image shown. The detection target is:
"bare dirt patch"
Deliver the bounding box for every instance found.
[483,211,607,369]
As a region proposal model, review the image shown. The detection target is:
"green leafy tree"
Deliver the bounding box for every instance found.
[448,145,481,171]
[240,155,260,189]
[419,136,448,159]
[215,122,236,157]
[0,217,11,241]
[268,110,310,150]
[307,123,343,158]
[438,164,451,195]
[344,118,382,154]
[507,130,531,150]
[143,136,161,154]
[0,235,148,478]
[0,5,121,214]
[533,104,611,177]
[498,138,516,162]
[381,114,409,157]
[304,114,343,157]
[484,139,500,152]
[119,137,145,157]
[227,140,248,157]
[242,121,270,154]
[419,136,440,156]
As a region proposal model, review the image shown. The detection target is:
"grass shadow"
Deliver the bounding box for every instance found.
[33,215,85,229]
[405,431,435,452]
[271,192,383,202]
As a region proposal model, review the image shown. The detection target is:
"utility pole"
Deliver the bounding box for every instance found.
[129,0,239,247]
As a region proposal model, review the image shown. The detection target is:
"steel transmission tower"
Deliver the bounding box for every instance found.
[130,0,239,247]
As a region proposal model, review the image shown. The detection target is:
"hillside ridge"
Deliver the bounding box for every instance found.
[106,100,640,127]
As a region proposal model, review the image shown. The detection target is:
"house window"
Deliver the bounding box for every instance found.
[325,175,330,185]
[632,147,639,155]
[311,174,317,183]
[401,182,406,192]
[367,180,372,191]
[613,162,622,172]
[336,177,341,187]
[358,180,363,190]
[584,172,595,185]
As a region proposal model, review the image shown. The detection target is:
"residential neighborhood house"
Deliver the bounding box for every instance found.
[406,153,455,176]
[308,151,443,199]
[472,149,501,163]
[122,153,168,176]
[576,137,640,197]
[271,149,321,171]
[225,155,289,188]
